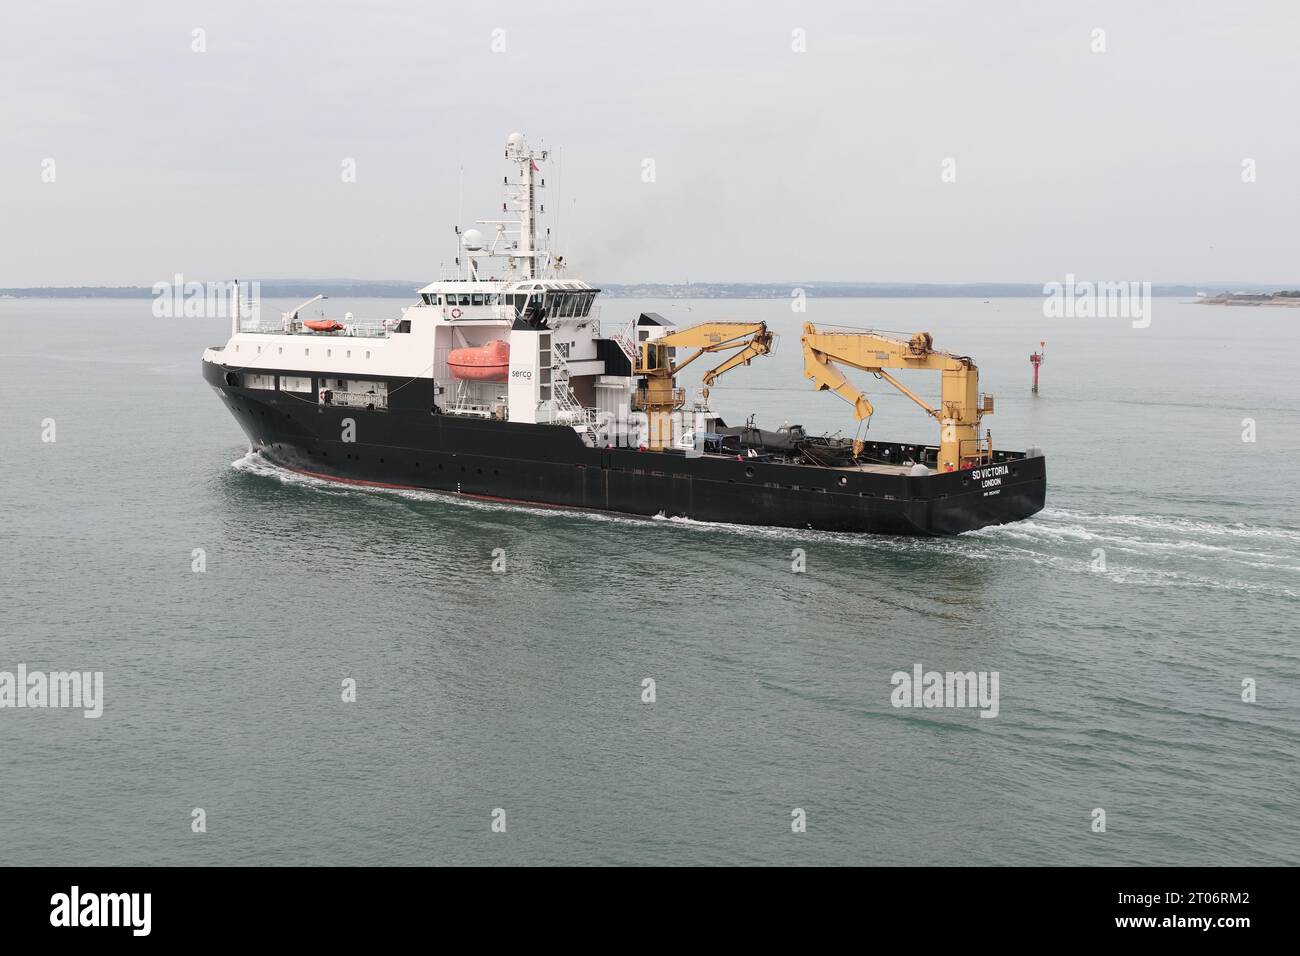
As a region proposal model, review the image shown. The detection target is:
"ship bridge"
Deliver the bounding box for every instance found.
[415,279,601,323]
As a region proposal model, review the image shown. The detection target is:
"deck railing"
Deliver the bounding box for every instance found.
[327,390,388,410]
[239,320,391,339]
[632,387,686,410]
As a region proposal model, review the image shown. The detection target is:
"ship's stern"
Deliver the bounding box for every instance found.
[909,452,1047,535]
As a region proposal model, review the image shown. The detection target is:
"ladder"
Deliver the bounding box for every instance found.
[550,342,588,419]
[611,334,637,364]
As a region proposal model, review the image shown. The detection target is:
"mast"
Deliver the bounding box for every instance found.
[449,134,553,284]
[514,137,534,279]
[503,132,547,280]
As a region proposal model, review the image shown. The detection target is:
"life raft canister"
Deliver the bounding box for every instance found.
[448,339,510,382]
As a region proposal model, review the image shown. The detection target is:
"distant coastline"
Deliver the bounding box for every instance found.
[1,280,1294,300]
[1195,290,1300,307]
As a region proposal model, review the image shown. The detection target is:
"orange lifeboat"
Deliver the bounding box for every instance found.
[304,319,345,332]
[449,339,510,382]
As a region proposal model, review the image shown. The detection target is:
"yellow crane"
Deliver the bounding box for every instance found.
[800,322,994,471]
[634,321,775,450]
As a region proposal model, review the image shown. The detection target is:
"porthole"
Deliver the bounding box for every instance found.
[745,467,755,478]
[839,476,848,486]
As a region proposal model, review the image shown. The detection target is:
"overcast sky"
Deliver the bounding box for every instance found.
[3,0,1297,286]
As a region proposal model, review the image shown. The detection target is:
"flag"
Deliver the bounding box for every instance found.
[530,159,540,172]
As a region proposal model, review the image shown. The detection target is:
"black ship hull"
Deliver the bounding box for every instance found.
[204,362,1046,535]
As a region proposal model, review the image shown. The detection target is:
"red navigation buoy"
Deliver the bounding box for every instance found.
[1030,341,1045,394]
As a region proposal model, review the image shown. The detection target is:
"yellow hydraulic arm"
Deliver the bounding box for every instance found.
[800,322,993,471]
[634,321,775,450]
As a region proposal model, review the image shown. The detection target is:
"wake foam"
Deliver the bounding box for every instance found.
[230,451,1299,599]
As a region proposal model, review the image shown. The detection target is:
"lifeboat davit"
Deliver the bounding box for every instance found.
[304,319,345,332]
[449,339,510,382]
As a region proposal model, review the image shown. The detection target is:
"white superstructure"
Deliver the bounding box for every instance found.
[201,133,682,447]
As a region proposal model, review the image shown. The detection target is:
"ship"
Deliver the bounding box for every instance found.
[202,133,1046,535]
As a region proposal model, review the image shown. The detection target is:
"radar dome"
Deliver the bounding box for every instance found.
[461,228,484,250]
[506,132,526,154]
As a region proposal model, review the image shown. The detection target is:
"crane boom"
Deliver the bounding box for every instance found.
[800,322,993,471]
[634,321,775,451]
[281,294,329,330]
